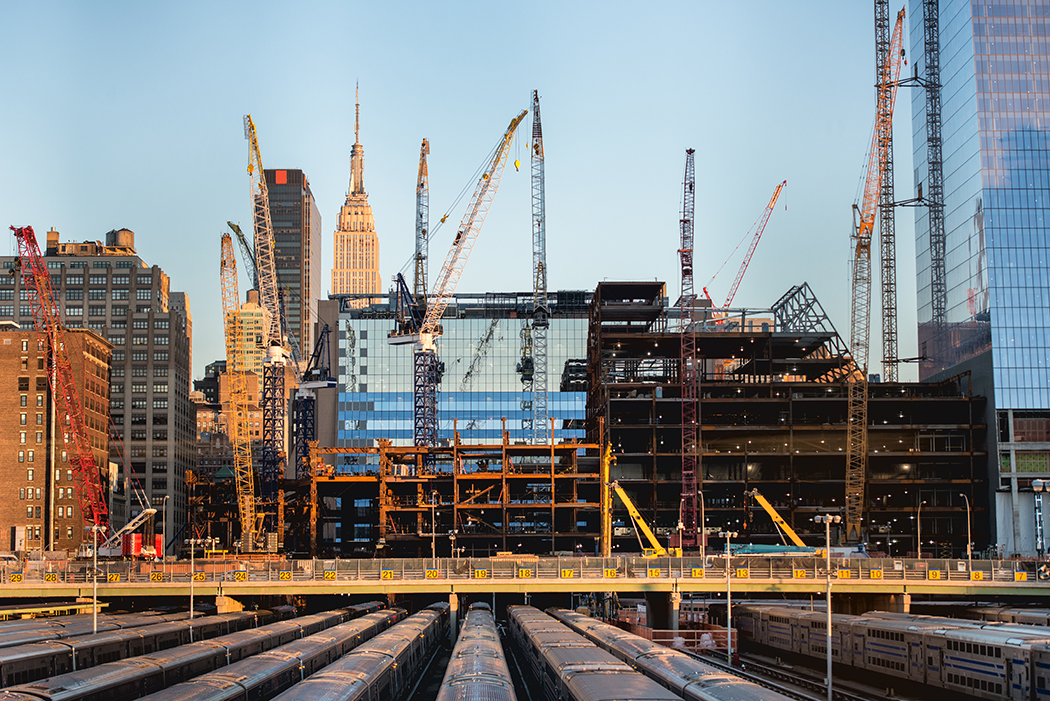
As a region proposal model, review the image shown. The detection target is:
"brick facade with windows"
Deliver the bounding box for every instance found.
[0,325,111,552]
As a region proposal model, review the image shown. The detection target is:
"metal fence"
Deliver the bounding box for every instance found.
[1,556,1046,585]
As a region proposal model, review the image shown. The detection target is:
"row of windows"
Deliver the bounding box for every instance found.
[947,639,1001,658]
[43,260,135,270]
[108,335,169,346]
[868,629,904,642]
[110,399,168,410]
[867,656,904,671]
[113,351,169,362]
[950,673,1002,694]
[110,383,169,394]
[25,505,76,519]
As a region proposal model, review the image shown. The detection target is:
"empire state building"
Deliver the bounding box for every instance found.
[331,88,381,303]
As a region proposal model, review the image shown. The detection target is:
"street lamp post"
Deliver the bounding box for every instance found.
[430,491,438,562]
[698,490,706,554]
[960,492,973,570]
[161,495,169,560]
[917,500,926,559]
[87,525,104,634]
[1034,481,1046,559]
[449,530,458,559]
[814,514,841,701]
[718,530,738,664]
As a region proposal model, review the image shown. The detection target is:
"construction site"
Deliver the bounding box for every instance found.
[2,2,1001,564]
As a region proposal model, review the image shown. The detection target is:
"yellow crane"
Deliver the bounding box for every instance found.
[220,232,257,549]
[744,489,808,548]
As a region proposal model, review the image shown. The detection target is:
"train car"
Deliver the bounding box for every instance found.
[507,606,681,701]
[436,605,515,701]
[0,608,358,700]
[268,603,449,701]
[549,608,790,701]
[933,625,1050,700]
[138,609,404,701]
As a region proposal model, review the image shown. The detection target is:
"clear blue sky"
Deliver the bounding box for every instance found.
[0,1,919,382]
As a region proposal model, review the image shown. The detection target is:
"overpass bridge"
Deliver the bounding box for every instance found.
[1,556,1048,600]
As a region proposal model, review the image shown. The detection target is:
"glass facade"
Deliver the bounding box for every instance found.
[911,0,1050,408]
[911,1,1050,555]
[334,293,589,462]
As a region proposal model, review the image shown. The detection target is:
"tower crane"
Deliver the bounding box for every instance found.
[389,109,528,448]
[702,180,787,310]
[220,232,258,548]
[845,7,906,542]
[11,225,110,543]
[677,150,699,549]
[244,114,295,546]
[415,139,430,310]
[292,323,336,480]
[529,90,550,444]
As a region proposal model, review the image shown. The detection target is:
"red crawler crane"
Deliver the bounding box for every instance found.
[11,226,109,541]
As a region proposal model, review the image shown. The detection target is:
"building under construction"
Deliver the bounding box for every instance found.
[278,280,988,559]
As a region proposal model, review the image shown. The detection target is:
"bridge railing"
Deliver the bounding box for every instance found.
[0,557,1044,585]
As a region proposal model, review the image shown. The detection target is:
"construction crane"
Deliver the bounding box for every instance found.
[414,139,430,309]
[608,481,682,558]
[388,109,528,448]
[220,232,257,549]
[702,180,787,310]
[529,90,550,445]
[677,150,699,550]
[845,7,906,542]
[227,222,257,290]
[244,114,294,546]
[744,489,810,549]
[11,225,110,543]
[876,0,899,383]
[292,323,336,479]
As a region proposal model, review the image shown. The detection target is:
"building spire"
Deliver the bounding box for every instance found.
[349,81,365,196]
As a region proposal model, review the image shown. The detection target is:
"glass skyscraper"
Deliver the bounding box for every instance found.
[327,291,590,467]
[910,0,1050,555]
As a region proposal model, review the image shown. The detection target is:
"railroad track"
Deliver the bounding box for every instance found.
[684,650,876,701]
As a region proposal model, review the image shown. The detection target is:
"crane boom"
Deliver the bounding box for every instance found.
[609,481,681,557]
[846,6,906,542]
[220,232,257,546]
[11,225,110,541]
[530,91,550,445]
[415,139,430,308]
[745,489,807,548]
[244,115,281,347]
[418,110,528,346]
[719,180,786,309]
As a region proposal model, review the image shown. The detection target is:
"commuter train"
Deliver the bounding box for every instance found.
[965,606,1050,627]
[548,608,790,701]
[0,603,382,700]
[269,602,449,701]
[735,604,1050,701]
[507,606,681,701]
[0,611,212,652]
[436,602,516,701]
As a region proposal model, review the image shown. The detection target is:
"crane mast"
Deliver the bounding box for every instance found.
[530,90,550,445]
[415,139,430,309]
[877,0,899,382]
[11,225,110,541]
[244,115,281,346]
[846,7,905,542]
[220,232,257,547]
[390,110,528,448]
[678,150,699,549]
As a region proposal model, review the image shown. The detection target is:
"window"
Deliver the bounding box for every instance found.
[27,469,33,481]
[18,377,29,391]
[154,319,169,329]
[153,399,168,409]
[27,451,33,463]
[26,507,33,519]
[111,367,124,378]
[136,289,151,300]
[65,289,83,300]
[152,479,167,491]
[112,289,129,300]
[19,488,24,500]
[152,446,167,458]
[154,336,168,345]
[137,275,152,285]
[18,451,24,463]
[57,506,63,518]
[34,507,40,519]
[133,319,148,329]
[35,432,42,444]
[110,384,124,395]
[65,306,82,316]
[137,305,152,313]
[113,275,129,285]
[67,527,73,540]
[153,366,168,377]
[88,306,107,316]
[154,351,168,361]
[65,275,83,285]
[132,351,147,361]
[112,351,124,362]
[20,413,26,426]
[153,383,168,394]
[132,383,147,394]
[109,335,125,346]
[0,290,12,301]
[20,395,26,407]
[35,395,42,407]
[131,366,147,377]
[19,432,26,444]
[132,336,148,345]
[89,275,107,285]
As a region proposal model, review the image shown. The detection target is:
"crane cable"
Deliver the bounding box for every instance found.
[704,184,790,299]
